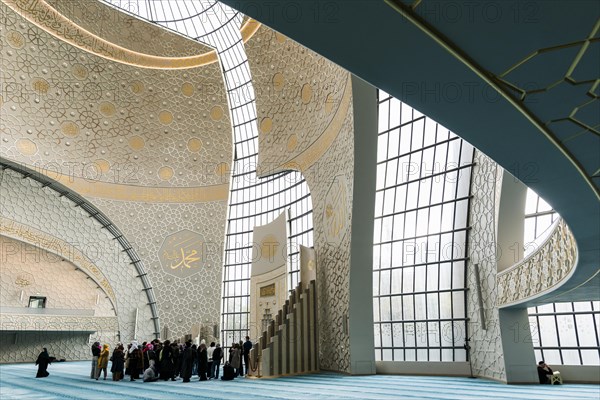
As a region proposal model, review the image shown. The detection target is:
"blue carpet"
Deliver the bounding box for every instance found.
[0,362,598,400]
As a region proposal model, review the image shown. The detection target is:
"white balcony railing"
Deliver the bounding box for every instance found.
[497,218,578,307]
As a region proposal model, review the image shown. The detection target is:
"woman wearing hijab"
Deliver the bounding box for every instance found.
[198,342,208,381]
[128,341,141,381]
[124,343,132,376]
[144,343,156,368]
[35,347,51,378]
[228,343,240,377]
[110,344,125,381]
[180,341,194,383]
[159,340,175,381]
[90,342,100,379]
[96,344,110,380]
[172,342,181,379]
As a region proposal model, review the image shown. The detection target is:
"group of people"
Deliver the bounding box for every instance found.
[36,345,567,385]
[88,336,253,383]
[227,337,254,378]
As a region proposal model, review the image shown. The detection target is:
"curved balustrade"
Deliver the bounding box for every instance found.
[497,218,577,307]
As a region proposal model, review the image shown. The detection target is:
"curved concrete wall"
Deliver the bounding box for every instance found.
[0,168,154,344]
[0,1,232,341]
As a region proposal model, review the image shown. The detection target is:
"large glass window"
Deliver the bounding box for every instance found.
[523,189,558,257]
[223,166,314,345]
[373,90,474,362]
[525,189,600,365]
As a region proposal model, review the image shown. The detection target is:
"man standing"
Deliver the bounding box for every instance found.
[243,336,253,376]
[90,342,100,379]
[207,342,216,379]
[211,344,223,379]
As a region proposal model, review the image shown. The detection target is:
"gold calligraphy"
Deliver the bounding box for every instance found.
[158,229,205,278]
[260,283,276,297]
[164,248,201,270]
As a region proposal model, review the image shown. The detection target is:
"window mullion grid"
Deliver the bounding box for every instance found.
[552,303,564,364]
[534,195,541,238]
[428,122,440,361]
[451,137,464,361]
[571,305,583,365]
[436,129,452,360]
[376,164,475,193]
[376,136,460,166]
[409,108,420,361]
[399,104,413,362]
[535,306,544,363]
[413,113,429,361]
[373,93,472,362]
[379,98,391,360]
[593,301,600,363]
[388,99,398,359]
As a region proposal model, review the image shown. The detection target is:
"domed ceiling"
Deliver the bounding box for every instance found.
[1,0,239,202]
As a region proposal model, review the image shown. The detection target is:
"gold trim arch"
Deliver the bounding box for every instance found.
[0,217,118,310]
[2,0,260,69]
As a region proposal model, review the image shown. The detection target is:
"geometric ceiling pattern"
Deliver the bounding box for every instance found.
[403,0,600,198]
[497,19,600,181]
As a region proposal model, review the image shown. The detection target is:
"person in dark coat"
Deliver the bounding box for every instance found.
[230,343,241,377]
[159,340,175,381]
[211,344,223,379]
[243,336,253,376]
[90,342,100,379]
[172,343,181,378]
[537,361,560,384]
[191,344,198,376]
[197,342,208,381]
[153,342,162,377]
[111,345,125,381]
[35,347,51,378]
[124,343,132,376]
[145,343,157,368]
[128,343,141,381]
[180,341,194,383]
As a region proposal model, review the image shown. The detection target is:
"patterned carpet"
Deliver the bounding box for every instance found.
[0,361,598,400]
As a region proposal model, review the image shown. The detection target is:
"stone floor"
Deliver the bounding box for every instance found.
[0,361,598,399]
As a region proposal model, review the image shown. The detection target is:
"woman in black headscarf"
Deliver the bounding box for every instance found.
[180,341,193,383]
[159,340,174,381]
[198,342,208,381]
[35,347,51,378]
[111,344,125,381]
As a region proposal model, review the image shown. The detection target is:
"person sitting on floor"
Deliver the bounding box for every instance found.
[143,363,159,382]
[537,361,561,384]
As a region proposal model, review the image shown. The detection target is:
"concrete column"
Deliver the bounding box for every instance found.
[499,308,538,383]
[348,75,377,375]
[496,171,537,383]
[288,311,296,373]
[282,316,288,375]
[309,281,317,371]
[496,172,528,272]
[295,299,303,372]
